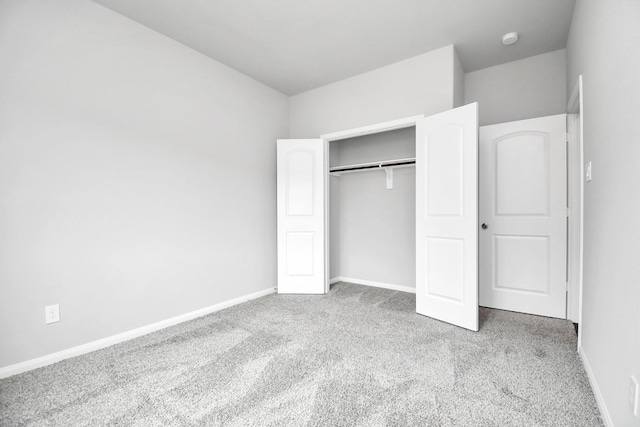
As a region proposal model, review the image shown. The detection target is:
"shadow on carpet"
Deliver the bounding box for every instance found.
[0,282,602,426]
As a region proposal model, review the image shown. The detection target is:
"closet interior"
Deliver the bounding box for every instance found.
[329,126,417,291]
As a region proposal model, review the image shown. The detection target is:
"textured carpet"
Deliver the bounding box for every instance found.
[0,282,602,426]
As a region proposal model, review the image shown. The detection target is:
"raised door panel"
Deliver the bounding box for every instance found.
[285,232,315,276]
[286,151,315,216]
[427,125,464,217]
[496,132,550,217]
[494,235,549,294]
[425,237,465,303]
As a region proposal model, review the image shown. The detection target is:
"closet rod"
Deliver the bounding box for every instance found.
[329,157,416,173]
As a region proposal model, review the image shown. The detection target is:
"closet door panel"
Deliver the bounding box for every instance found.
[426,125,464,217]
[286,151,314,216]
[285,232,314,276]
[425,236,465,302]
[416,103,479,331]
[277,139,327,294]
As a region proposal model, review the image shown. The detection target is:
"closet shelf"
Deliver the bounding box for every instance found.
[329,157,416,174]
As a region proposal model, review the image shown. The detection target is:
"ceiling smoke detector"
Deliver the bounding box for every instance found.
[502,32,519,46]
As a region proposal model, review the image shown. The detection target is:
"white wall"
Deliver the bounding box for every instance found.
[289,45,457,138]
[565,2,640,426]
[465,49,567,126]
[330,128,416,289]
[0,0,288,369]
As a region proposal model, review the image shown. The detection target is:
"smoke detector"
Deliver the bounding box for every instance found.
[502,32,519,46]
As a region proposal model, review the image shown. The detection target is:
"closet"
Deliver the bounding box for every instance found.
[277,103,479,331]
[328,127,416,292]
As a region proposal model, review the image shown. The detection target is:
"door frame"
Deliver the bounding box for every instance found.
[567,76,585,342]
[320,115,424,142]
[322,108,479,331]
[320,115,424,292]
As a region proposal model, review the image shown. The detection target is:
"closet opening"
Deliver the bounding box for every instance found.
[328,126,417,294]
[280,105,478,329]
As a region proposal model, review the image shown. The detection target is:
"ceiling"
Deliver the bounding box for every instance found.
[90,0,576,95]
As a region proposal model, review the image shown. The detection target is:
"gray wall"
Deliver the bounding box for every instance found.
[465,49,567,126]
[330,128,416,288]
[0,0,288,368]
[291,45,457,290]
[289,45,457,138]
[453,48,465,108]
[566,2,640,426]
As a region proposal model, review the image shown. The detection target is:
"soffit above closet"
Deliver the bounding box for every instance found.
[90,0,576,96]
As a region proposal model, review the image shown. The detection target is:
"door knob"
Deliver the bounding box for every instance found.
[481,223,488,229]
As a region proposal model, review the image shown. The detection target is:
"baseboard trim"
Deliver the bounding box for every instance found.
[0,287,276,379]
[330,276,415,294]
[578,345,613,427]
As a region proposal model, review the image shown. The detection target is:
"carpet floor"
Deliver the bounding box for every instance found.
[0,282,602,426]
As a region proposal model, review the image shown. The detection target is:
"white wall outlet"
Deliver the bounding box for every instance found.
[631,375,640,417]
[45,304,60,324]
[586,161,592,182]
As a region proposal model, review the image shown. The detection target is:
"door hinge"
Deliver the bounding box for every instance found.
[566,207,570,217]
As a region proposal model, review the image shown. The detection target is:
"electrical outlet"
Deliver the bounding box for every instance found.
[45,304,60,324]
[631,375,640,417]
[586,161,592,182]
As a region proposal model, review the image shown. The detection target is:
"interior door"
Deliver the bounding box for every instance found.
[277,139,328,294]
[479,115,567,318]
[416,103,479,331]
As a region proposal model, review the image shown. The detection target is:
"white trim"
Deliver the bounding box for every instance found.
[0,287,276,379]
[322,115,423,297]
[324,140,330,294]
[568,75,582,114]
[579,346,612,426]
[567,76,585,343]
[330,276,416,294]
[321,115,423,142]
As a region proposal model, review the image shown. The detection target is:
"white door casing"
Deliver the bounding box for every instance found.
[479,115,567,318]
[277,139,328,294]
[567,75,584,329]
[416,103,479,331]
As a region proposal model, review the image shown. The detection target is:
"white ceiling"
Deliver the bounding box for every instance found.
[91,0,576,95]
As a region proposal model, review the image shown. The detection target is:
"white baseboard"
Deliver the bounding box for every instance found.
[330,276,415,294]
[0,287,276,379]
[578,345,613,427]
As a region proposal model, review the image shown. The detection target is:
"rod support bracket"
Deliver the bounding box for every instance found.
[385,167,394,190]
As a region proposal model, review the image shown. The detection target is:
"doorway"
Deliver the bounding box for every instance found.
[277,106,480,331]
[328,126,416,293]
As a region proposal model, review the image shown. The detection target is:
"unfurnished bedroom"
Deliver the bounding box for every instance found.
[1,1,639,426]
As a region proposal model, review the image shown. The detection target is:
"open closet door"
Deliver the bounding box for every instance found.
[277,139,328,294]
[416,103,479,331]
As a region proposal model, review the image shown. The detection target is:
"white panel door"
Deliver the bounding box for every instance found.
[277,139,328,294]
[416,103,479,331]
[479,115,567,318]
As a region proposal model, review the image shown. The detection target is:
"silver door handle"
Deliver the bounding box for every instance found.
[481,223,488,229]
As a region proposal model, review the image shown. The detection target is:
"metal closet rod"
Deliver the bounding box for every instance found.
[329,157,416,173]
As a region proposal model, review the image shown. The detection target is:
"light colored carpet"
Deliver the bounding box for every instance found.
[0,282,602,426]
